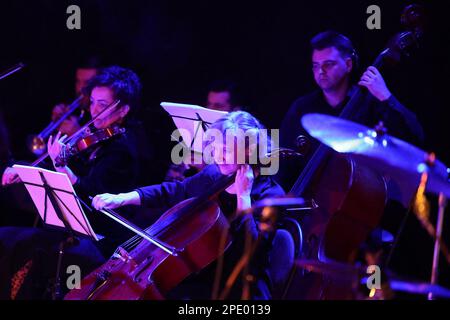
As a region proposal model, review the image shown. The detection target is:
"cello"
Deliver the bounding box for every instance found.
[65,172,237,300]
[286,4,426,299]
[64,143,296,300]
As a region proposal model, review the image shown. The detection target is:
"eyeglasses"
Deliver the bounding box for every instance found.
[312,61,338,72]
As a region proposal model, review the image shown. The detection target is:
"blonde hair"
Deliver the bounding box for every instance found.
[205,111,272,167]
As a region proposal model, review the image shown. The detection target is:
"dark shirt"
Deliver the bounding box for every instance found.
[73,133,139,198]
[277,88,424,191]
[69,130,140,253]
[136,164,285,299]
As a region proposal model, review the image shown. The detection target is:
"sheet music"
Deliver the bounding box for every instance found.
[161,102,228,153]
[12,164,98,240]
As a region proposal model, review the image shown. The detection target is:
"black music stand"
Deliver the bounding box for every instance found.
[13,164,98,299]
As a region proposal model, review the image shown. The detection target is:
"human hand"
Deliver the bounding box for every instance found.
[92,193,126,210]
[47,131,67,165]
[358,66,391,101]
[1,167,20,186]
[235,164,254,197]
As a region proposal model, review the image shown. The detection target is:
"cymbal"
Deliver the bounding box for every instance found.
[389,280,450,299]
[301,113,450,197]
[298,259,450,299]
[252,197,318,210]
[295,259,366,280]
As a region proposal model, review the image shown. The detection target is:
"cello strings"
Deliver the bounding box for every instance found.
[116,175,236,253]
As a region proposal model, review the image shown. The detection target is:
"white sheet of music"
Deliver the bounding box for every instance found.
[12,164,98,240]
[161,102,228,153]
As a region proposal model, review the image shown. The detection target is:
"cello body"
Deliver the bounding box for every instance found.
[65,198,231,300]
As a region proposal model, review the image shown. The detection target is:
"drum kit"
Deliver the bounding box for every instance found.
[288,113,450,299]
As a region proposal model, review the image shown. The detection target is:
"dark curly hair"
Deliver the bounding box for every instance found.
[82,65,142,112]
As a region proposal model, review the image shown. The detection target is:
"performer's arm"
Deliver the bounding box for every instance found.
[92,164,219,210]
[47,132,79,185]
[48,131,138,196]
[235,165,253,212]
[377,94,424,143]
[359,66,424,143]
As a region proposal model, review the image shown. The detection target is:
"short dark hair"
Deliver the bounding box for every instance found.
[208,79,242,107]
[311,30,356,61]
[83,66,142,111]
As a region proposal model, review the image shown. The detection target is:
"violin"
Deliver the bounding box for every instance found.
[30,100,121,167]
[55,125,125,166]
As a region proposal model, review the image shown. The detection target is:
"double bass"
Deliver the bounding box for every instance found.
[286,4,426,299]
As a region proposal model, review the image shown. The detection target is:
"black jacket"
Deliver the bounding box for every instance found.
[71,130,140,252]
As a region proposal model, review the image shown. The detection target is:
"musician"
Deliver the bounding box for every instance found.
[0,66,144,299]
[206,79,243,112]
[277,30,425,190]
[92,111,285,300]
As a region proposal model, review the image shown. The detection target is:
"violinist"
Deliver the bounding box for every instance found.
[0,66,144,299]
[277,30,425,191]
[92,111,285,300]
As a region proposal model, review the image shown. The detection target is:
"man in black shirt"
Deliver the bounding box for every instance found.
[277,31,424,191]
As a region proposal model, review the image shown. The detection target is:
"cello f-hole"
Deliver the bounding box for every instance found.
[133,256,154,283]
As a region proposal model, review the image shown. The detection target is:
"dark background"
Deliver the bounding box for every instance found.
[0,0,449,296]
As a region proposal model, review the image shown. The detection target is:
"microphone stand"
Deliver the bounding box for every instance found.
[217,205,279,300]
[32,171,80,300]
[428,193,447,300]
